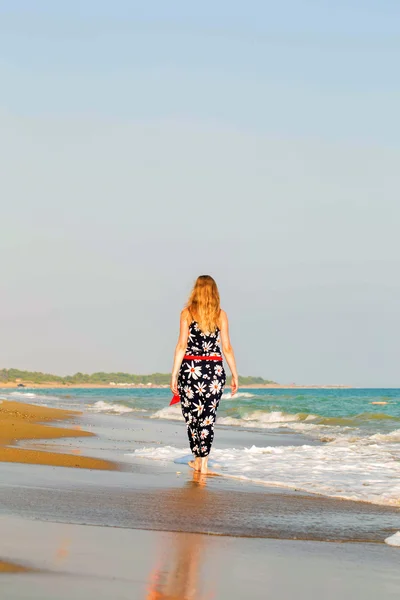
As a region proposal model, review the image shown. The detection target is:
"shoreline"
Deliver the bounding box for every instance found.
[0,400,116,471]
[0,401,398,544]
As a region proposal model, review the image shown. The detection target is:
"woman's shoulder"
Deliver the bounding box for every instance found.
[181,307,193,324]
[218,309,228,326]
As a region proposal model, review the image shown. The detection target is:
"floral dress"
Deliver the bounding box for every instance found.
[178,321,226,457]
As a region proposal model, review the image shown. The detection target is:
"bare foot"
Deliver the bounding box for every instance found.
[199,457,208,474]
[189,458,201,472]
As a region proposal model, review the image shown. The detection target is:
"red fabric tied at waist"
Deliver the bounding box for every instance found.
[183,355,223,361]
[170,355,223,405]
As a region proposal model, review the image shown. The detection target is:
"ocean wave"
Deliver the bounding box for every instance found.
[150,405,185,421]
[218,410,315,429]
[369,429,400,443]
[150,406,305,426]
[385,532,400,547]
[131,443,400,507]
[88,400,143,415]
[316,413,400,427]
[7,391,61,402]
[221,392,255,400]
[150,405,328,436]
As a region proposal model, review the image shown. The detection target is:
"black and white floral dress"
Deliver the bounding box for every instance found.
[178,321,226,457]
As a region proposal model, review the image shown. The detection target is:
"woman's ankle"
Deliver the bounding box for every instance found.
[193,456,201,471]
[200,457,208,473]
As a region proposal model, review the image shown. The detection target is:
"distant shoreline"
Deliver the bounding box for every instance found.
[0,382,352,390]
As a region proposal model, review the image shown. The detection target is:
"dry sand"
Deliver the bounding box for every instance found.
[0,400,116,471]
[0,560,32,574]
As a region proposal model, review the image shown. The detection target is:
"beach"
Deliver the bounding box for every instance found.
[1,389,400,598]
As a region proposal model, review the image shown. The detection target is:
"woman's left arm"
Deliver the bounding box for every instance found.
[170,309,189,395]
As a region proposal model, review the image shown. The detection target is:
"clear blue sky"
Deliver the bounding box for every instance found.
[1,1,399,385]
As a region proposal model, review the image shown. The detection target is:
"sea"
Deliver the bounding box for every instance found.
[3,387,400,507]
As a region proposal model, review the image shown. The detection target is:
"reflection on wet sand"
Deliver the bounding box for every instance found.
[146,472,216,600]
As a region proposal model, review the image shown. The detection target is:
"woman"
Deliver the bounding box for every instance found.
[170,275,239,474]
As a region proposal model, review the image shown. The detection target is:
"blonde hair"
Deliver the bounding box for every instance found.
[187,275,221,333]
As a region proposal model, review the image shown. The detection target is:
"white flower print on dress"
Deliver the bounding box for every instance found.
[201,415,214,427]
[210,399,218,413]
[209,380,222,395]
[194,382,206,396]
[193,400,204,417]
[214,364,223,376]
[200,429,209,439]
[202,341,213,353]
[184,385,194,399]
[185,361,202,380]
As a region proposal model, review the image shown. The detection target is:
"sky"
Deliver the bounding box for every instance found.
[1,1,399,386]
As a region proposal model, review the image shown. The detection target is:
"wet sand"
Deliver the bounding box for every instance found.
[0,400,116,471]
[1,458,399,543]
[1,516,399,600]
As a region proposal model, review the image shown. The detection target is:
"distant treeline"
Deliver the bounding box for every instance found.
[0,368,276,386]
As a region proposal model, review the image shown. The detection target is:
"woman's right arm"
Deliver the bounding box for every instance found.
[170,309,190,395]
[219,310,239,396]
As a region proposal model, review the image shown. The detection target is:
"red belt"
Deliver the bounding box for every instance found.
[183,355,223,361]
[170,355,223,405]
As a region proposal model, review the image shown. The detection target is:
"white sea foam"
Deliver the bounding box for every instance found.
[132,445,186,460]
[131,441,400,507]
[150,405,184,421]
[222,392,255,399]
[7,391,61,403]
[385,532,400,547]
[219,411,302,427]
[151,406,309,429]
[89,400,140,415]
[369,429,400,443]
[151,405,330,438]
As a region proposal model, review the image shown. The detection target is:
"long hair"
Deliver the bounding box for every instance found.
[187,275,221,333]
